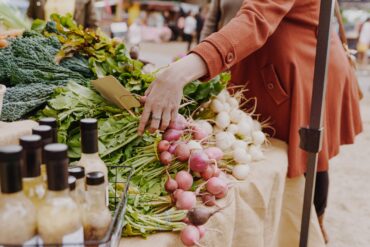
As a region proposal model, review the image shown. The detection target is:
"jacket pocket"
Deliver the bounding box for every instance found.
[260,64,289,105]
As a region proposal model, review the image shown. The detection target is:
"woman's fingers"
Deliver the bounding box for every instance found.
[171,108,179,125]
[149,107,163,133]
[138,104,152,135]
[160,108,172,131]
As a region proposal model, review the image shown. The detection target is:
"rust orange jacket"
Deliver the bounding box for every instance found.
[192,0,363,177]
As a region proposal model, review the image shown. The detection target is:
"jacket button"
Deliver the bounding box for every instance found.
[226,52,234,64]
[267,83,274,90]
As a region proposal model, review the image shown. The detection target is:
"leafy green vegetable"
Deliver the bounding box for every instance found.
[1,83,59,121]
[0,1,30,29]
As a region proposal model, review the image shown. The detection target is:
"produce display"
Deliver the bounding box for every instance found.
[0,14,271,246]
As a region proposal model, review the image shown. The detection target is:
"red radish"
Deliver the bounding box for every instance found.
[173,189,184,200]
[189,151,210,173]
[180,225,200,246]
[206,177,227,195]
[157,140,170,152]
[176,191,196,210]
[182,217,190,224]
[169,114,188,130]
[200,165,215,180]
[159,151,172,166]
[165,177,178,193]
[215,187,228,199]
[175,171,193,191]
[168,143,178,154]
[201,194,216,207]
[163,129,183,142]
[198,225,206,239]
[204,147,224,161]
[175,143,191,162]
[192,124,208,141]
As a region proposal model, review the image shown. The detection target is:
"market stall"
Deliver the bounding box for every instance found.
[0,11,328,247]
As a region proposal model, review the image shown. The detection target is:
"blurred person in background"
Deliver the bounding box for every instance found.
[177,13,185,41]
[357,18,370,66]
[195,8,205,44]
[183,12,196,51]
[138,1,363,244]
[200,0,243,41]
[27,0,98,29]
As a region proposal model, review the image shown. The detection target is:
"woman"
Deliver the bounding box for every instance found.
[357,18,370,66]
[138,0,362,243]
[27,0,98,29]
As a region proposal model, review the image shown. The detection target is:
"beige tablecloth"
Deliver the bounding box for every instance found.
[121,139,326,247]
[0,121,325,247]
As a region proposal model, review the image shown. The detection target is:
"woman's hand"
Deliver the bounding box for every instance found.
[138,54,208,134]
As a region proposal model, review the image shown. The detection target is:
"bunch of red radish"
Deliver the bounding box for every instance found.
[157,115,230,246]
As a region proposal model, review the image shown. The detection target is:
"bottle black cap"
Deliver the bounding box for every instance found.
[68,165,85,180]
[44,144,69,191]
[86,171,105,186]
[19,135,42,178]
[0,145,23,193]
[80,118,98,154]
[68,176,76,191]
[39,118,58,143]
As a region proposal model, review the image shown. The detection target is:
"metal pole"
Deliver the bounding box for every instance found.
[299,0,335,247]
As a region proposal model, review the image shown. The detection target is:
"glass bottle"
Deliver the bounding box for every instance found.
[68,175,78,203]
[37,144,84,245]
[77,118,108,205]
[68,165,85,205]
[0,145,37,245]
[83,171,112,242]
[20,134,46,207]
[32,125,53,182]
[39,117,58,143]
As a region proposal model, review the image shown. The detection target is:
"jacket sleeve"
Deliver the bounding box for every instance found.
[85,0,99,29]
[192,0,296,80]
[200,0,220,41]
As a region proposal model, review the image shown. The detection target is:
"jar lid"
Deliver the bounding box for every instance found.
[86,171,105,186]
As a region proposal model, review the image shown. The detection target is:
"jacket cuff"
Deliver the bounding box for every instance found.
[191,32,237,81]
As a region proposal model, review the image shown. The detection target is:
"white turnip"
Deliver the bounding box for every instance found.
[215,111,230,129]
[249,145,264,161]
[233,148,252,164]
[229,109,244,124]
[252,131,266,146]
[232,164,251,180]
[215,132,235,151]
[187,140,203,151]
[226,124,239,134]
[204,147,224,161]
[210,99,224,113]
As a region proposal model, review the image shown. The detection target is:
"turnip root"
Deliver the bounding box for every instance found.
[158,140,170,152]
[232,164,251,180]
[249,145,264,161]
[189,151,210,173]
[252,119,262,131]
[216,90,229,103]
[160,151,173,166]
[210,99,224,113]
[168,143,178,154]
[176,191,196,210]
[175,143,191,162]
[176,171,193,190]
[192,120,213,140]
[215,187,228,199]
[187,140,203,151]
[237,120,252,138]
[187,204,229,226]
[252,131,266,146]
[194,120,213,137]
[180,225,200,246]
[206,177,228,196]
[215,111,230,129]
[174,189,184,200]
[169,114,188,130]
[200,165,215,180]
[197,225,206,239]
[226,124,239,134]
[163,129,183,142]
[232,140,248,151]
[233,148,252,164]
[229,109,245,124]
[215,132,235,151]
[227,97,239,109]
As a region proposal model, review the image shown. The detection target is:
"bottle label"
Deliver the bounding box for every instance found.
[23,236,38,246]
[63,227,84,244]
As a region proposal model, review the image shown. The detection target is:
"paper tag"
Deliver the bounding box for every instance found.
[62,227,84,244]
[23,236,38,246]
[92,76,140,111]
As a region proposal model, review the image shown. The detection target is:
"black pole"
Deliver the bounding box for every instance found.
[299,0,335,247]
